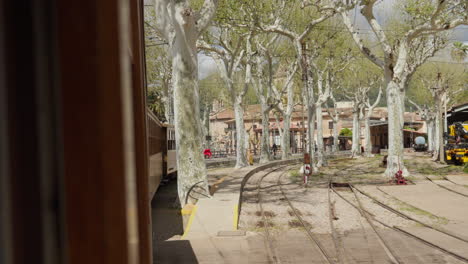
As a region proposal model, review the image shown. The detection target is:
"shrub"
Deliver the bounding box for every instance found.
[339,128,352,137]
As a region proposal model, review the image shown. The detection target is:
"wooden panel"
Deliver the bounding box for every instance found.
[1,1,63,264]
[56,0,140,263]
[129,0,152,263]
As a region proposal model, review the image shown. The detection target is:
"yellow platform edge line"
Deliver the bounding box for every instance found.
[181,205,197,240]
[233,204,239,230]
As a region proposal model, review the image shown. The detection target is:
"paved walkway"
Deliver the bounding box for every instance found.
[154,158,301,263]
[184,158,302,240]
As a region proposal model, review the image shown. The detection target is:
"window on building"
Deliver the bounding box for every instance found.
[274,135,281,146]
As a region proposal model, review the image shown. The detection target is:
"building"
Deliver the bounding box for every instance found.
[208,103,425,154]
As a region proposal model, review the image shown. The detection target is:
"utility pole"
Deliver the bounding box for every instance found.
[437,73,446,164]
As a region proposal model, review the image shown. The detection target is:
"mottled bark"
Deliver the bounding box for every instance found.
[427,119,434,151]
[437,97,445,163]
[234,98,248,168]
[332,121,339,152]
[260,103,272,163]
[172,36,208,206]
[154,0,218,206]
[351,107,361,157]
[434,117,440,156]
[384,81,408,177]
[307,104,317,172]
[279,70,296,160]
[364,118,372,156]
[315,105,325,166]
[281,115,291,159]
[363,87,382,157]
[326,96,340,153]
[304,70,317,171]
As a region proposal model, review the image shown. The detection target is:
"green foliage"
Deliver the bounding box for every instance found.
[199,72,228,110]
[147,90,166,122]
[339,128,352,137]
[407,62,468,110]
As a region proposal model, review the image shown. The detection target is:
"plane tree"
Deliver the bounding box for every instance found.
[235,0,354,170]
[198,25,253,168]
[312,0,468,176]
[153,0,219,205]
[408,64,467,160]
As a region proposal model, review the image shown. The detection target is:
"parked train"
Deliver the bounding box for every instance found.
[147,109,177,198]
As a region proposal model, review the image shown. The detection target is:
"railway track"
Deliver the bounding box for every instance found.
[353,185,468,244]
[277,170,336,264]
[255,165,289,264]
[425,176,468,198]
[243,158,468,263]
[328,159,468,263]
[333,185,468,263]
[329,176,402,263]
[443,176,468,187]
[249,164,338,264]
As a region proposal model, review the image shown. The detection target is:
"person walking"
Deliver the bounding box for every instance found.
[272,143,278,158]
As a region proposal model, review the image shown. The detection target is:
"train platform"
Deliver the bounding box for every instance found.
[152,157,301,263]
[183,157,302,240]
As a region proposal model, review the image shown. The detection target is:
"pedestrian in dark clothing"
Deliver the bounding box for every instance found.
[272,143,278,157]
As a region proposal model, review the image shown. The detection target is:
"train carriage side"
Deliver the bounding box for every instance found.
[147,110,165,199]
[146,109,177,199]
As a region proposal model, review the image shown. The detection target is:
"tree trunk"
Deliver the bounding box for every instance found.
[384,81,408,177]
[260,104,271,163]
[434,116,440,156]
[234,98,248,168]
[332,120,339,152]
[364,117,373,157]
[171,36,208,206]
[427,119,434,151]
[351,107,361,157]
[315,105,326,166]
[281,113,291,159]
[307,104,317,171]
[437,99,445,163]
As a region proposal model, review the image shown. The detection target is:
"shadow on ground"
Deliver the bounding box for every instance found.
[151,180,198,264]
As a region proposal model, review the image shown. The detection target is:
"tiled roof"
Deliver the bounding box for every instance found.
[211,104,423,123]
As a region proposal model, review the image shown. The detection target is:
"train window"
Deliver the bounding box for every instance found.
[167,129,176,150]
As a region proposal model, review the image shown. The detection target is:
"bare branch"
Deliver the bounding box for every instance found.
[340,11,384,68]
[360,1,392,57]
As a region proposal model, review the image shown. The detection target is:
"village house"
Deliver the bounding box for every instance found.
[208,102,426,155]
